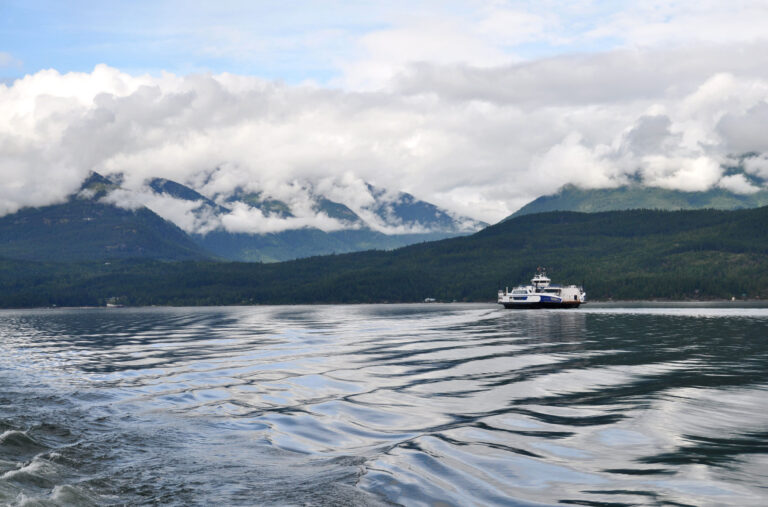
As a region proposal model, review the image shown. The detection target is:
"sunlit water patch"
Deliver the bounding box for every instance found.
[1,303,768,505]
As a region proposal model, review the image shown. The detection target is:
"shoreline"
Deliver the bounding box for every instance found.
[2,299,768,311]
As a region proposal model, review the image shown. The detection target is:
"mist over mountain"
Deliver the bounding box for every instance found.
[0,171,485,263]
[510,184,768,219]
[0,174,210,262]
[138,175,485,262]
[118,173,485,235]
[509,157,768,218]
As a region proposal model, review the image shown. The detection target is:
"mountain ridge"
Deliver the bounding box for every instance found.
[141,175,486,262]
[508,183,768,219]
[0,177,211,262]
[0,172,487,263]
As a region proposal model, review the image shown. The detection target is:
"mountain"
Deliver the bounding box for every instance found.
[0,172,484,264]
[4,205,768,307]
[510,156,768,219]
[149,177,229,215]
[0,174,211,262]
[313,198,363,225]
[509,184,768,219]
[365,184,485,233]
[143,177,485,262]
[223,189,294,218]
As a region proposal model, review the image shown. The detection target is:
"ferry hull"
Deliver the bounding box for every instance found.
[501,301,581,309]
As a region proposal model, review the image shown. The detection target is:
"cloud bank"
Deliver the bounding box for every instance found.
[2,42,768,225]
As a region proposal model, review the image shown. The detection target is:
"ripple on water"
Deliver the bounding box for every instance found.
[1,303,768,505]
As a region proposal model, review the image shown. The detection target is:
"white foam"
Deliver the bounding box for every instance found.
[1,459,47,480]
[0,430,27,443]
[51,484,99,505]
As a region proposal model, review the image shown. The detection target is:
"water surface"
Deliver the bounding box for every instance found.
[1,303,767,505]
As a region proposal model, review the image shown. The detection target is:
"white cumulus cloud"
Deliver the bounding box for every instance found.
[3,42,768,225]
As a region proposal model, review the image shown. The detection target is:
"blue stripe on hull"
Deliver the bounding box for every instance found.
[501,302,581,309]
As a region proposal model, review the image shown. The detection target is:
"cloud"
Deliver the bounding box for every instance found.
[743,154,768,179]
[3,42,768,225]
[101,172,442,235]
[337,14,519,90]
[6,1,768,88]
[717,102,768,154]
[641,156,723,192]
[718,173,761,194]
[392,44,768,106]
[102,188,223,234]
[219,201,350,234]
[529,133,623,190]
[585,1,768,49]
[624,115,679,155]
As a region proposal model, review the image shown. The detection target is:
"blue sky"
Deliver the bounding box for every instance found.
[0,0,634,84]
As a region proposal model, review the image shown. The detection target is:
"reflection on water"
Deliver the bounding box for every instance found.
[1,303,768,505]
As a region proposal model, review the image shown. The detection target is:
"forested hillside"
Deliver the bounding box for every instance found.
[0,200,210,262]
[1,206,767,307]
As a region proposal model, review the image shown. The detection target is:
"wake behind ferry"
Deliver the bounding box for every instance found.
[498,269,586,309]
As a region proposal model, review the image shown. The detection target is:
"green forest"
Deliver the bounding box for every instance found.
[2,206,768,308]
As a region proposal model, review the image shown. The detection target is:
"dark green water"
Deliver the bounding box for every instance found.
[1,303,767,506]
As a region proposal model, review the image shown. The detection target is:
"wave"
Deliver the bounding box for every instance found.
[1,304,767,505]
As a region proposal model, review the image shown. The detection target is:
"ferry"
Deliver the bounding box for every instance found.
[498,269,586,309]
